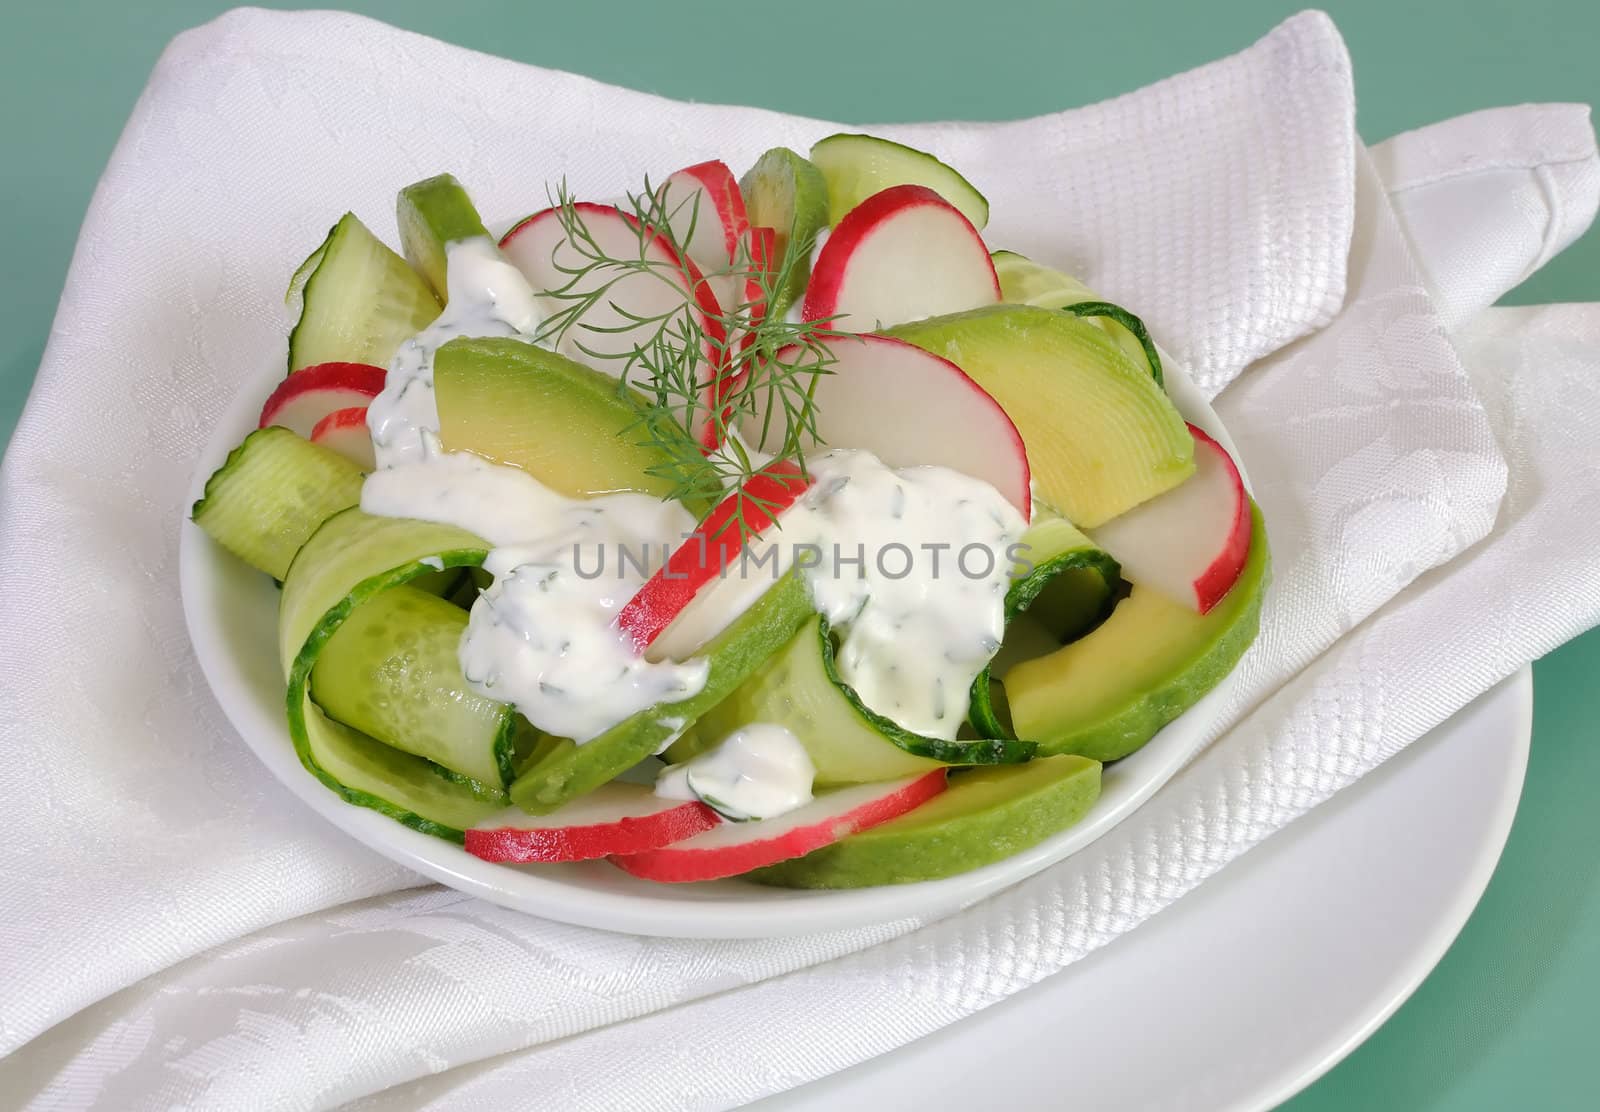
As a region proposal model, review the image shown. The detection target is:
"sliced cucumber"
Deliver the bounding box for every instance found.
[192,426,364,580]
[280,508,501,839]
[968,516,1121,739]
[675,614,1034,784]
[311,584,521,789]
[989,251,1160,385]
[990,249,1098,307]
[751,754,1101,888]
[738,147,830,320]
[508,573,817,815]
[397,173,491,300]
[287,213,440,373]
[1063,302,1164,388]
[810,132,989,229]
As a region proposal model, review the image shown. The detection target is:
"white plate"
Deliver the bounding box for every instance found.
[755,668,1532,1111]
[181,350,1249,939]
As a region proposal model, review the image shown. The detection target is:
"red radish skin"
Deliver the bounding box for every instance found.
[1188,427,1252,612]
[703,225,779,451]
[258,361,385,438]
[309,406,377,471]
[615,460,811,653]
[611,770,948,883]
[757,334,1031,519]
[802,184,999,331]
[657,160,750,269]
[465,784,719,863]
[500,202,727,444]
[1090,424,1251,614]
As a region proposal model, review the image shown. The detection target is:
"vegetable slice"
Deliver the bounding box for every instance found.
[508,573,817,815]
[676,614,1035,783]
[287,213,440,373]
[810,133,989,229]
[191,426,364,580]
[968,517,1122,738]
[310,584,526,789]
[280,508,500,839]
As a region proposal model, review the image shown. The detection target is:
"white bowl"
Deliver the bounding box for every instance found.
[180,349,1247,938]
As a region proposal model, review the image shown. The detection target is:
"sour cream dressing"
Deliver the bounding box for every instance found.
[363,452,708,742]
[655,724,815,821]
[367,237,545,468]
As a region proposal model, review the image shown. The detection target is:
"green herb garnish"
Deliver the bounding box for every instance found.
[535,180,838,537]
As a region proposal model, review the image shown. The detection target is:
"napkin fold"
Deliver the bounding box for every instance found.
[1,7,1597,1110]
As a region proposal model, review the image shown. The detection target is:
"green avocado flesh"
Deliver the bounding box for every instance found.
[397,173,492,300]
[751,754,1101,888]
[889,305,1194,528]
[671,614,1032,784]
[508,574,817,815]
[310,584,519,789]
[1005,502,1269,761]
[432,337,682,502]
[739,147,830,321]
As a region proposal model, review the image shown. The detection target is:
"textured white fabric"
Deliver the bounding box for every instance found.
[0,6,1595,1109]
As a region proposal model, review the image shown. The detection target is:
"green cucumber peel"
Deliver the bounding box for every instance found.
[281,508,504,840]
[1061,301,1163,388]
[815,616,1035,765]
[967,533,1122,741]
[508,572,817,814]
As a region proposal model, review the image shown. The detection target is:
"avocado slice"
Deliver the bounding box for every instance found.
[1005,501,1269,761]
[508,573,817,814]
[750,754,1100,888]
[396,172,492,299]
[889,305,1194,528]
[432,336,686,503]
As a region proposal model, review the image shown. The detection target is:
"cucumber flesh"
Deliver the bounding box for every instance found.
[192,426,364,580]
[508,573,817,815]
[968,517,1121,739]
[738,147,830,321]
[287,213,440,373]
[281,507,502,839]
[674,613,1032,785]
[311,584,520,788]
[397,173,491,300]
[810,132,989,230]
[990,251,1159,384]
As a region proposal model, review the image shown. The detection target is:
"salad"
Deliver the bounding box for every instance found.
[192,134,1267,887]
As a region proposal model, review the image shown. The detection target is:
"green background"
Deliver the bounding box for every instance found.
[2,2,1595,1106]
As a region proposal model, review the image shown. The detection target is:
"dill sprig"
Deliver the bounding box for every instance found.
[534,179,838,538]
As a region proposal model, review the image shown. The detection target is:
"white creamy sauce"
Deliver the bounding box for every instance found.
[362,452,707,742]
[655,723,815,820]
[776,450,1024,739]
[367,237,545,468]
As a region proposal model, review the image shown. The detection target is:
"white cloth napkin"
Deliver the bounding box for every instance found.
[1,7,1596,1108]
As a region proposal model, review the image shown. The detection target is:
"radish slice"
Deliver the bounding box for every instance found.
[466,782,719,863]
[258,361,385,438]
[616,460,811,657]
[500,202,727,443]
[802,184,999,331]
[656,160,749,271]
[1089,424,1251,614]
[744,333,1031,518]
[610,770,947,883]
[309,406,377,471]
